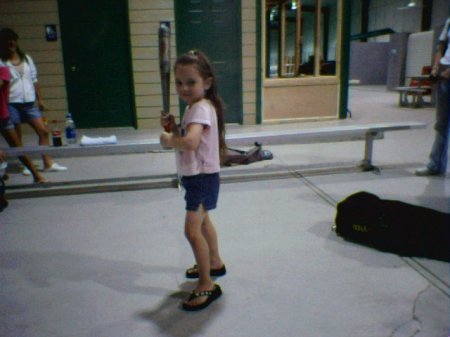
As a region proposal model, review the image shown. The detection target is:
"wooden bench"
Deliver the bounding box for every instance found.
[393,86,432,108]
[394,66,434,108]
[3,122,426,172]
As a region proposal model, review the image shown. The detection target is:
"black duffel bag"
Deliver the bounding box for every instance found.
[334,191,450,262]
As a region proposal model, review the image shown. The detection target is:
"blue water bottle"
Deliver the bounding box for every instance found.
[65,112,77,144]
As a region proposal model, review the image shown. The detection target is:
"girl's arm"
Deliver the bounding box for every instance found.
[433,42,450,79]
[431,42,445,76]
[34,82,45,111]
[160,123,203,150]
[27,55,45,111]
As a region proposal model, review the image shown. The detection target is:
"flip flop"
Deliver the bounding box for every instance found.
[182,284,222,311]
[33,178,50,185]
[185,264,226,279]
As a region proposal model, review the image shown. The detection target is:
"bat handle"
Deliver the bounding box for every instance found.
[161,111,173,132]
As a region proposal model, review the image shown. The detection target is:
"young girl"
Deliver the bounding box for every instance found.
[160,50,226,311]
[0,28,66,177]
[0,60,47,184]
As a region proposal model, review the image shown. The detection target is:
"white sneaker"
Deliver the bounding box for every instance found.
[22,167,32,176]
[44,163,68,172]
[414,167,440,176]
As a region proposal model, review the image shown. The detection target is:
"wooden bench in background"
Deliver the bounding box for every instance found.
[394,66,434,108]
[394,86,431,108]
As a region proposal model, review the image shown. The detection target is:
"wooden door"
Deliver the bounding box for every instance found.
[175,0,243,123]
[58,0,136,128]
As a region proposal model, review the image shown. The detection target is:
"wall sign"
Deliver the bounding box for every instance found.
[45,24,57,41]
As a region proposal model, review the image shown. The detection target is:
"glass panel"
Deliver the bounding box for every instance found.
[265,0,338,78]
[299,7,316,75]
[267,2,280,77]
[320,0,337,75]
[283,1,297,76]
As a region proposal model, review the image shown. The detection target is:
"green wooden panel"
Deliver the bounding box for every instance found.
[175,0,243,124]
[58,0,136,128]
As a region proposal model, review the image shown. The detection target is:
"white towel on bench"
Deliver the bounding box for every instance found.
[80,135,117,146]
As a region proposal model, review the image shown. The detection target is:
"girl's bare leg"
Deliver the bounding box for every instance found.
[1,129,48,183]
[201,212,224,269]
[184,205,215,305]
[27,117,53,169]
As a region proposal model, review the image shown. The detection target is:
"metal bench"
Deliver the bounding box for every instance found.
[3,121,426,171]
[393,86,432,108]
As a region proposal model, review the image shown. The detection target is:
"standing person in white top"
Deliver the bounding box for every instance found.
[160,50,226,311]
[0,28,66,176]
[416,18,450,176]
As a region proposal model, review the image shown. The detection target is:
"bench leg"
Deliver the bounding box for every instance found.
[399,92,407,106]
[360,131,378,171]
[414,93,424,108]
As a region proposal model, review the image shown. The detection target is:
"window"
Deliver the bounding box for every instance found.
[266,0,338,78]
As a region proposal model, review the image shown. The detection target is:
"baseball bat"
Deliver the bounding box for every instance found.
[158,22,172,132]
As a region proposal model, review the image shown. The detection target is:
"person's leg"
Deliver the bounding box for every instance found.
[27,117,53,169]
[9,103,55,171]
[13,123,22,144]
[183,205,223,309]
[1,128,47,183]
[201,212,224,270]
[417,76,449,176]
[184,206,215,292]
[181,174,223,310]
[427,78,449,174]
[12,123,33,175]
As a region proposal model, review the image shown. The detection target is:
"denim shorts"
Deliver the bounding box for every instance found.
[181,173,220,211]
[4,102,42,129]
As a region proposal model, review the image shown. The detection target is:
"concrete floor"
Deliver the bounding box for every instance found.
[0,86,449,337]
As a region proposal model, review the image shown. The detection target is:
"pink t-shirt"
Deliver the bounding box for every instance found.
[177,99,220,176]
[0,66,10,120]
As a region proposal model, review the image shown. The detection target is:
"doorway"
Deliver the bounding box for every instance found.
[175,0,243,123]
[57,0,136,128]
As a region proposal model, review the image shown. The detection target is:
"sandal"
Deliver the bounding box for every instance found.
[185,264,226,279]
[33,178,49,185]
[182,284,222,311]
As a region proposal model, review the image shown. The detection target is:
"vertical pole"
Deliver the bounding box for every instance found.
[339,0,352,119]
[256,0,262,124]
[361,0,369,42]
[280,0,287,77]
[295,0,301,74]
[314,0,321,76]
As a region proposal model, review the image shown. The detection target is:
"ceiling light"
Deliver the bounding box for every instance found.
[398,1,422,10]
[291,0,297,10]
